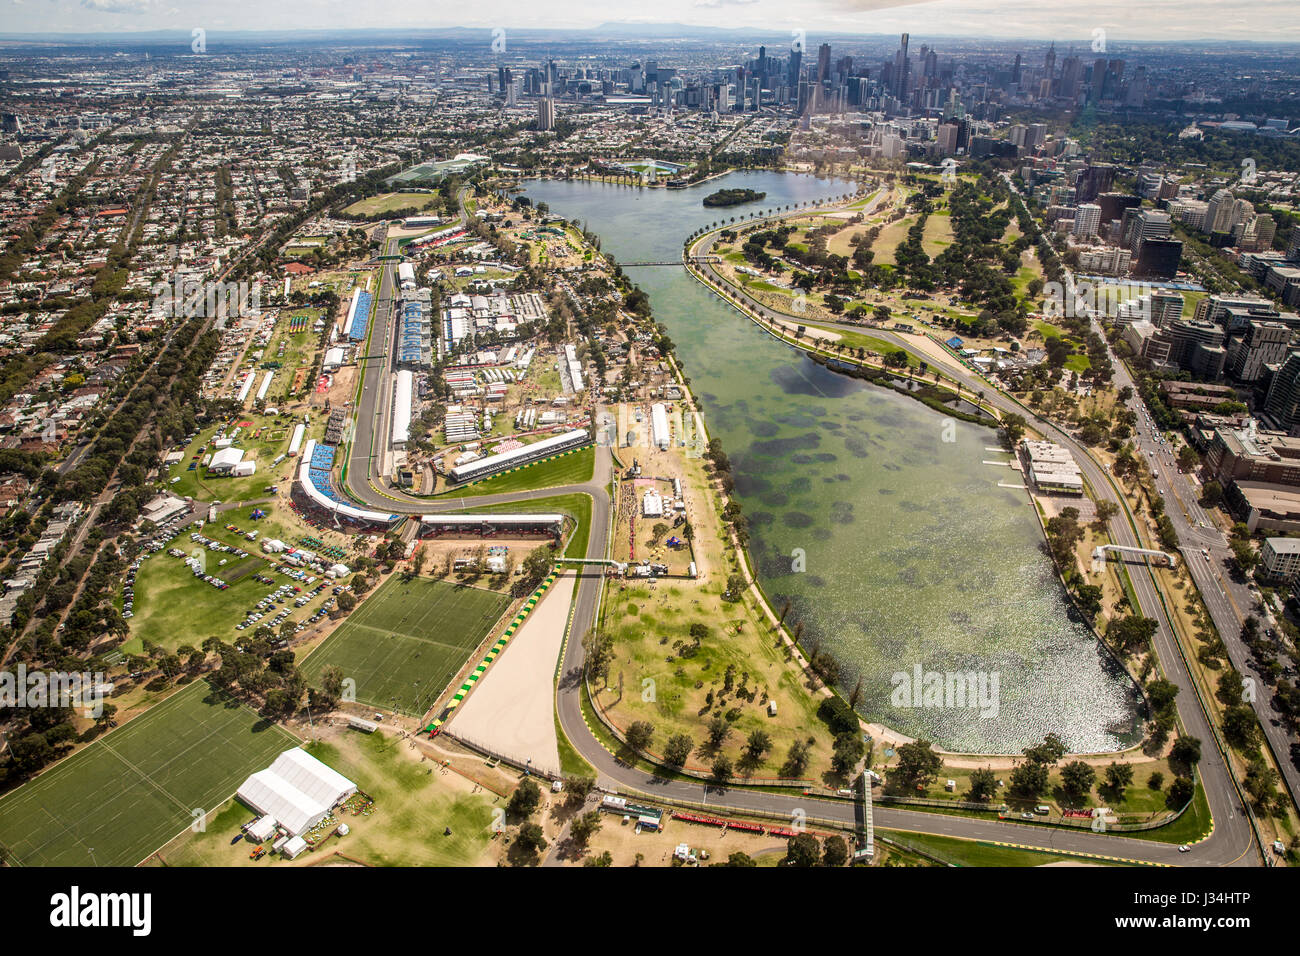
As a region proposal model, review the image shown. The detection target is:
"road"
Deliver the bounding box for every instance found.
[330,201,1260,866]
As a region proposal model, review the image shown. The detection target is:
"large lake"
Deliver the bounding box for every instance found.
[526,171,1143,753]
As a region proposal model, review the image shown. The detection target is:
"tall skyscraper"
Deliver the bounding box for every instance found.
[1073,203,1102,237]
[1265,352,1300,431]
[895,33,910,98]
[537,97,555,131]
[1060,56,1082,99]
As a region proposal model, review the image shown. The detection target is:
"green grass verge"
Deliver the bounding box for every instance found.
[880,830,1122,867]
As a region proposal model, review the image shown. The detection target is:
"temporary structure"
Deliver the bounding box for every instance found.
[236,748,357,836]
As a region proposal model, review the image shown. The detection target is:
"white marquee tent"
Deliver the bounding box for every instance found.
[236,748,357,836]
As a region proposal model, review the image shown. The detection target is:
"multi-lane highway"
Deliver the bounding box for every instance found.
[331,212,1261,866]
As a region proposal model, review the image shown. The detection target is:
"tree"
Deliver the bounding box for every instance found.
[822,835,849,867]
[706,714,731,748]
[663,733,694,767]
[1009,759,1049,799]
[1023,733,1067,766]
[582,629,614,684]
[782,738,812,778]
[785,832,821,867]
[895,739,943,788]
[1170,735,1202,769]
[1104,762,1134,797]
[507,778,542,820]
[514,822,547,857]
[1166,776,1195,809]
[570,809,603,848]
[583,850,613,867]
[625,720,654,753]
[710,753,733,783]
[831,731,865,776]
[519,544,554,592]
[1229,538,1259,575]
[1059,760,1096,802]
[720,851,757,867]
[563,775,596,806]
[1000,413,1027,447]
[1223,705,1261,751]
[744,729,773,764]
[968,766,997,801]
[1093,500,1119,527]
[1146,678,1180,718]
[1105,614,1158,657]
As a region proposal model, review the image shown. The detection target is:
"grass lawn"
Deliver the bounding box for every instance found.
[921,212,953,256]
[801,322,920,367]
[166,415,299,505]
[846,189,881,210]
[881,830,1122,867]
[125,547,271,654]
[342,191,439,218]
[0,680,297,867]
[871,215,918,266]
[1013,264,1042,300]
[150,729,495,867]
[124,505,341,655]
[440,445,594,498]
[301,575,511,716]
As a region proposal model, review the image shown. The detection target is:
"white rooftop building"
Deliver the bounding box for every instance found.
[208,447,245,474]
[235,747,358,837]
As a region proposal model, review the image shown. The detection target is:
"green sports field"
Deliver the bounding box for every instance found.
[300,576,510,716]
[0,680,298,867]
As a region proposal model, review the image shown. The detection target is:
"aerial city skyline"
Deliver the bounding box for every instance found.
[0,0,1293,925]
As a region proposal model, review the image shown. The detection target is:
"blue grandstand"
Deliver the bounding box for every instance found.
[307,444,348,504]
[348,291,374,342]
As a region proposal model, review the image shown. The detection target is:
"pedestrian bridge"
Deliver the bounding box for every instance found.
[555,557,628,573]
[1092,544,1178,568]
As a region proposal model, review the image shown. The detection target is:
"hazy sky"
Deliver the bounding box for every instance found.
[1,0,1296,43]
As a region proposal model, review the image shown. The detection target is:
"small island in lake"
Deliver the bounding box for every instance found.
[703,188,766,207]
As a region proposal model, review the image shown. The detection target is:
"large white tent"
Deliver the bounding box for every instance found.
[236,748,357,836]
[208,447,244,474]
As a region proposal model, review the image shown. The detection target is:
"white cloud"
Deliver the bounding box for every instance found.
[80,0,158,13]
